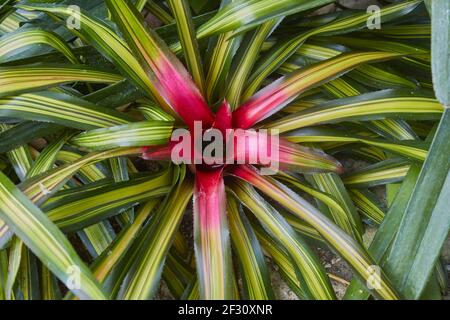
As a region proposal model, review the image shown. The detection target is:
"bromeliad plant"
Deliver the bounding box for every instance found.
[0,0,448,300]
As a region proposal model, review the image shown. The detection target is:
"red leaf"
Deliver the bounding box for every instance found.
[193,168,233,299]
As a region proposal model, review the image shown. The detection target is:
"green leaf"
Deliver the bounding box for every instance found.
[344,165,421,300]
[382,109,450,299]
[431,1,450,105]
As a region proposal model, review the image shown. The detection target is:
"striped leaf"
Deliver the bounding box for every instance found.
[23,134,69,300]
[344,165,421,300]
[229,179,336,300]
[21,147,143,205]
[109,157,134,227]
[328,36,430,63]
[203,0,243,104]
[226,18,282,109]
[330,144,387,163]
[0,28,78,64]
[230,165,399,300]
[306,172,363,243]
[0,171,106,299]
[365,119,418,141]
[194,0,335,40]
[0,214,12,250]
[52,148,121,262]
[0,65,122,97]
[245,0,421,97]
[226,196,274,299]
[281,212,322,243]
[163,250,195,299]
[107,0,214,128]
[349,189,385,225]
[0,121,62,154]
[55,149,112,185]
[276,172,354,240]
[118,168,193,299]
[43,170,173,232]
[15,3,162,105]
[253,223,307,299]
[137,102,175,121]
[233,52,403,129]
[168,0,205,94]
[0,123,34,294]
[284,127,429,161]
[5,235,22,299]
[284,43,419,91]
[0,123,33,181]
[0,91,132,130]
[64,199,160,300]
[26,133,71,179]
[71,121,174,151]
[364,24,430,39]
[342,158,411,188]
[145,1,174,24]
